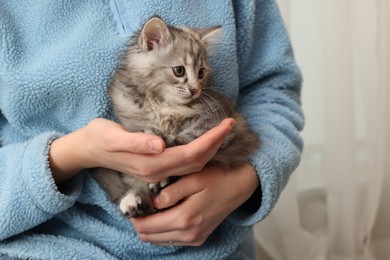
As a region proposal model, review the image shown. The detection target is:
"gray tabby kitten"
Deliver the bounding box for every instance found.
[93,17,259,217]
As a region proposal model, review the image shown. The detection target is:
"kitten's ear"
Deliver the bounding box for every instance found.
[140,17,171,51]
[198,26,222,53]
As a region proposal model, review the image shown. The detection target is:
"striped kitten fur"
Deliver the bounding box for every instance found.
[93,17,259,217]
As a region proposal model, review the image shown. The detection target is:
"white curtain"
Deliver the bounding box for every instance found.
[255,1,390,260]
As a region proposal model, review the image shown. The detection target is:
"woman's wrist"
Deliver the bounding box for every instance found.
[233,163,260,208]
[49,128,89,184]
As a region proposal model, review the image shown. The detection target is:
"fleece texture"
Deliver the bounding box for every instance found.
[0,0,304,259]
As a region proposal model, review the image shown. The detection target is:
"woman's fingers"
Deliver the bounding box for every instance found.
[88,118,165,154]
[131,194,209,246]
[130,164,259,247]
[188,118,235,148]
[112,132,165,154]
[130,118,236,181]
[152,175,202,209]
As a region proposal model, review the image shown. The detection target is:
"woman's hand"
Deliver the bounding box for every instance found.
[130,163,259,247]
[49,118,235,184]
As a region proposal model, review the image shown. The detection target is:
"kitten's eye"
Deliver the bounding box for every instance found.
[172,66,185,77]
[198,68,205,79]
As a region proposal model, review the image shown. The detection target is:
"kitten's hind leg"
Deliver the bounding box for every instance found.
[119,176,156,217]
[119,188,155,218]
[119,191,142,217]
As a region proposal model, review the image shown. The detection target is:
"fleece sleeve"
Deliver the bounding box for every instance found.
[228,0,304,225]
[0,129,83,241]
[0,1,123,241]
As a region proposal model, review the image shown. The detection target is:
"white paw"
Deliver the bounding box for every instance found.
[119,192,142,216]
[148,183,158,190]
[148,179,169,193]
[148,179,168,189]
[159,179,169,188]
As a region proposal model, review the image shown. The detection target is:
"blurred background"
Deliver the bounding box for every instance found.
[254,1,390,259]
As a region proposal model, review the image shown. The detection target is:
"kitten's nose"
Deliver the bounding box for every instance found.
[189,88,198,96]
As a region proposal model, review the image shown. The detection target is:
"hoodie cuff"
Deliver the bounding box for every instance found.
[22,132,83,215]
[228,152,280,226]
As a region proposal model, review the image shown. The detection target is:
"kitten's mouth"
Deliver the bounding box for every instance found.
[175,87,201,103]
[185,91,201,103]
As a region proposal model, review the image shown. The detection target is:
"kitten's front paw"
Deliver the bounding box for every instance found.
[119,191,154,218]
[148,179,169,195]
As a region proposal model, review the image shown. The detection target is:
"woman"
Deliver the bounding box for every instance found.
[0,0,303,259]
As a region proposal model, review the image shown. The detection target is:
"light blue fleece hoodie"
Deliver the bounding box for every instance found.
[0,0,303,259]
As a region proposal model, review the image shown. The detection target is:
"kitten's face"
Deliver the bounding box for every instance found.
[129,17,221,105]
[154,29,212,104]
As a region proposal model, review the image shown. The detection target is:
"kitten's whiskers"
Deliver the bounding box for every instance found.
[199,91,227,122]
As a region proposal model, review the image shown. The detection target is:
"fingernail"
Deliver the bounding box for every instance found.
[152,195,163,209]
[223,118,236,128]
[148,139,163,153]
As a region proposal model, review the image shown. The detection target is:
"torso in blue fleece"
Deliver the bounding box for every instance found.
[0,0,304,259]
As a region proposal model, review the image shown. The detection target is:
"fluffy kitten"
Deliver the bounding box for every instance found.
[93,17,259,217]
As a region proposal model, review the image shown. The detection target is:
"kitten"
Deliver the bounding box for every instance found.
[93,17,259,218]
